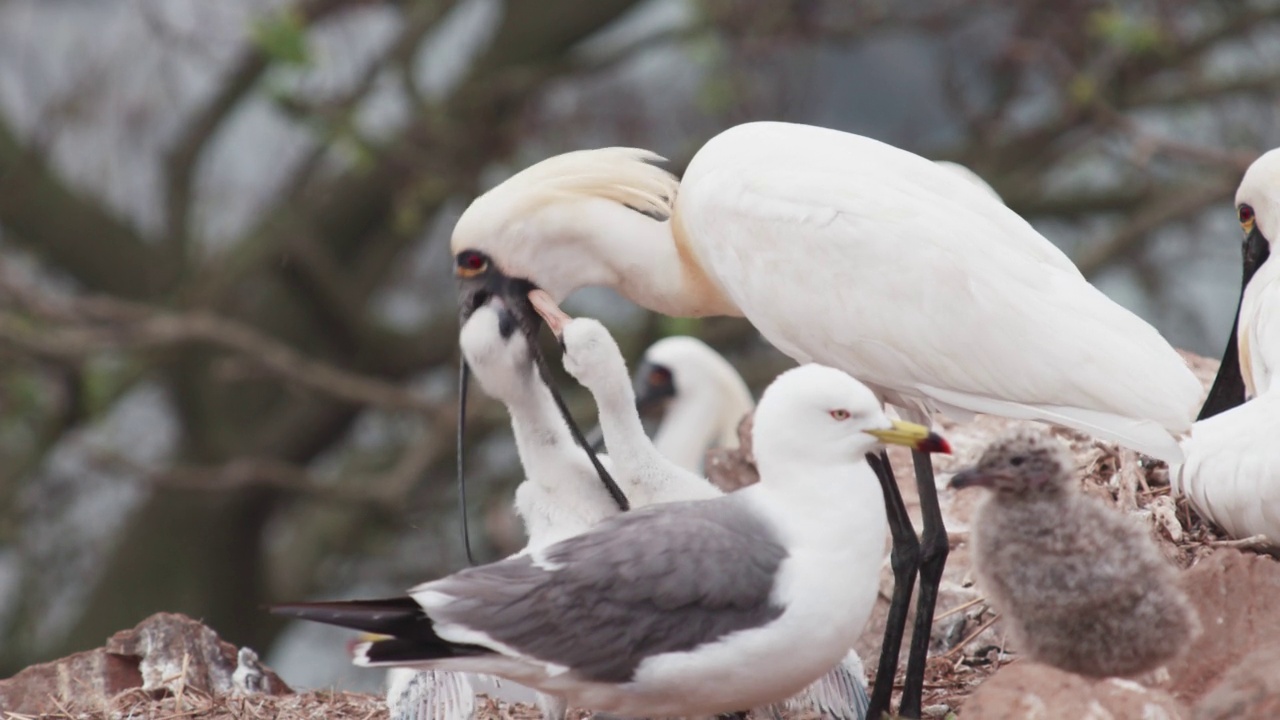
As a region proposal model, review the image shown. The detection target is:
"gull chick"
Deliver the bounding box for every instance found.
[950,428,1199,678]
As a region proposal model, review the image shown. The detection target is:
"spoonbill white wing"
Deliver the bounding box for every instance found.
[676,122,1200,461]
[1172,391,1280,546]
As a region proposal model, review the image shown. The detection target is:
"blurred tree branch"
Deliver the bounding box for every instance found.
[0,122,176,299]
[1075,180,1236,277]
[163,0,403,259]
[0,0,653,672]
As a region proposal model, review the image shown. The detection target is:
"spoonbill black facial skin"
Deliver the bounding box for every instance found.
[1199,148,1280,420]
[633,361,676,414]
[448,122,1200,719]
[1173,148,1280,553]
[631,336,756,475]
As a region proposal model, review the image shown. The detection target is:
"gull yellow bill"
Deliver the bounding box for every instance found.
[864,420,952,454]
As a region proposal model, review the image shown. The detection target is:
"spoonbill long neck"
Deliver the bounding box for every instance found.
[502,374,580,482]
[653,393,723,471]
[551,200,740,318]
[589,368,676,481]
[654,380,753,471]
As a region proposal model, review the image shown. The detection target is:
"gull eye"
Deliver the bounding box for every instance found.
[829,409,851,421]
[648,369,670,387]
[455,251,489,278]
[1239,204,1256,229]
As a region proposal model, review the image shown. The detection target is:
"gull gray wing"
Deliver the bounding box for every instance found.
[418,495,788,683]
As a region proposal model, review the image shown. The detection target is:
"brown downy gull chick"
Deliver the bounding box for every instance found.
[950,427,1199,678]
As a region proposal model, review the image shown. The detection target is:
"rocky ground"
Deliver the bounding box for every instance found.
[4,351,1280,719]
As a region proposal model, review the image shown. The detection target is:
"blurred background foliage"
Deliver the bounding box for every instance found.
[0,0,1277,690]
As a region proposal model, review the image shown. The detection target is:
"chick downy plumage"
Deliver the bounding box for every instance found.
[950,427,1199,678]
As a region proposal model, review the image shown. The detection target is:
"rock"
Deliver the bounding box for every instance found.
[0,644,143,714]
[1159,549,1280,705]
[0,612,290,713]
[1194,644,1280,720]
[962,662,1188,719]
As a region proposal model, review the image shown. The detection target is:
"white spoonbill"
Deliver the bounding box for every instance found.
[537,298,872,718]
[1197,148,1278,419]
[272,364,950,718]
[632,335,756,474]
[1173,148,1280,549]
[624,160,993,477]
[449,120,1201,717]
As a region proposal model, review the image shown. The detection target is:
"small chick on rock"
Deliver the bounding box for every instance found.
[950,427,1199,678]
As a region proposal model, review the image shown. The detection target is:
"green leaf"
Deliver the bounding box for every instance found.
[1069,74,1097,106]
[250,9,311,67]
[1087,8,1165,54]
[658,316,701,337]
[81,354,136,417]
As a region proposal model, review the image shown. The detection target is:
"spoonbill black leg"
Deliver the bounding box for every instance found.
[898,451,947,719]
[866,451,920,719]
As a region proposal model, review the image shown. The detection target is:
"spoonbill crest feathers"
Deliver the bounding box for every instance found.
[451,148,679,254]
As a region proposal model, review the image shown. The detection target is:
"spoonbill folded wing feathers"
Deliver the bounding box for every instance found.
[677,124,1200,461]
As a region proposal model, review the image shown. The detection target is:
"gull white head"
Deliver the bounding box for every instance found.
[751,365,951,474]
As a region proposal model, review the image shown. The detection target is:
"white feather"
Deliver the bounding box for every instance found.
[674,121,1200,450]
[1238,250,1280,399]
[643,336,756,473]
[1172,390,1280,548]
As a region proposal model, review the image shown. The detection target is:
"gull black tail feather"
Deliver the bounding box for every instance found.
[269,597,494,664]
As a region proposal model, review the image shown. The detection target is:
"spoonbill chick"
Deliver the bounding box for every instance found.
[371,299,625,720]
[460,299,619,549]
[450,120,1200,717]
[951,428,1199,678]
[633,335,756,474]
[273,365,950,718]
[531,293,721,506]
